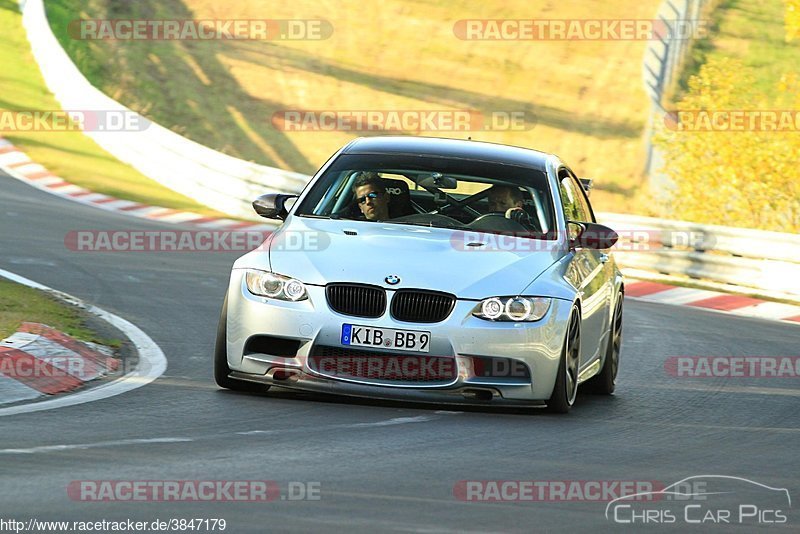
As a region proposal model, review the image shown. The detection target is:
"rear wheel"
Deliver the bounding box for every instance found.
[588,295,622,395]
[546,306,581,413]
[214,291,270,393]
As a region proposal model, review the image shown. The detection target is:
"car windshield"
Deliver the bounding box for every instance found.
[295,153,555,238]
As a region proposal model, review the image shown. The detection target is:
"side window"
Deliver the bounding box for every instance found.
[558,171,589,223]
[568,171,595,222]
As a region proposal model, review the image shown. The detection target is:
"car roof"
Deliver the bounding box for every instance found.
[341,136,555,171]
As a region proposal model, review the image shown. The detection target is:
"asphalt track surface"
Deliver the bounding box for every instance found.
[1,170,798,533]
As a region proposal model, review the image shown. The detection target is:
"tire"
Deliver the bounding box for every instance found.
[545,306,581,413]
[587,294,622,395]
[214,290,270,393]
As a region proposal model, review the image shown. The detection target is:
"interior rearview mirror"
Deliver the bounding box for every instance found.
[418,174,458,189]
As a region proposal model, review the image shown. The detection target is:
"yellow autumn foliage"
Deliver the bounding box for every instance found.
[787,0,800,42]
[654,57,800,232]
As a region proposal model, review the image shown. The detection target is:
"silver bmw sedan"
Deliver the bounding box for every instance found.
[214,136,623,413]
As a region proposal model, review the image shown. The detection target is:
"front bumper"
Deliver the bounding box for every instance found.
[225,270,573,403]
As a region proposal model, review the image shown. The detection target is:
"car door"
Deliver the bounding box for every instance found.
[558,168,613,367]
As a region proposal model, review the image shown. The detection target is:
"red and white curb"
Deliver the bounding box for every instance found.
[626,280,800,325]
[0,268,166,417]
[0,322,119,405]
[0,136,274,231]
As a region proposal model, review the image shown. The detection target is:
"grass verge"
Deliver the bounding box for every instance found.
[0,278,121,346]
[0,0,228,217]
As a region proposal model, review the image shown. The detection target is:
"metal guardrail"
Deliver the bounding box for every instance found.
[643,0,712,183]
[20,0,308,221]
[598,212,800,303]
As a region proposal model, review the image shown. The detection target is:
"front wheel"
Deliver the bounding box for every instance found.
[214,290,270,393]
[587,294,622,395]
[545,306,581,413]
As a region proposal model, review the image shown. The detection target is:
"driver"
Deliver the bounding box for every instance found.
[353,172,390,221]
[486,185,531,226]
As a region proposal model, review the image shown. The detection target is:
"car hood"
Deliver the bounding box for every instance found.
[262,217,563,299]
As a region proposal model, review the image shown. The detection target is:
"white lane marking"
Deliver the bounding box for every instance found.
[346,415,436,427]
[7,257,58,266]
[0,268,167,417]
[0,437,191,454]
[236,415,440,436]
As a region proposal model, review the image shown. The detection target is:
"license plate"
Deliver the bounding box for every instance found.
[341,324,431,353]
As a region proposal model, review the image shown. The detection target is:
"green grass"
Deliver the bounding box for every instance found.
[0,0,228,216]
[674,0,800,105]
[43,0,666,213]
[0,279,121,346]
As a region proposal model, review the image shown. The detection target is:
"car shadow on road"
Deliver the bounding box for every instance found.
[215,386,621,417]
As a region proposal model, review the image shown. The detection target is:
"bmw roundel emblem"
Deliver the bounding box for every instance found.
[385,275,401,285]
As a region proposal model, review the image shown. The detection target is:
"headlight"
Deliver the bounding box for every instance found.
[245,270,308,301]
[472,297,551,322]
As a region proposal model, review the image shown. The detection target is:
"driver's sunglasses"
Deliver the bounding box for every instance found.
[357,191,382,204]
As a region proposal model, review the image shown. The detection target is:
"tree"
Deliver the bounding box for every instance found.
[654,57,800,232]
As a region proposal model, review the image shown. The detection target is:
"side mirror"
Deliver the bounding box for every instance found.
[568,221,618,250]
[252,194,298,220]
[579,178,593,195]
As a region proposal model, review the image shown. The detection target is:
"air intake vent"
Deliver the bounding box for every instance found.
[390,290,455,323]
[309,346,456,384]
[326,284,386,318]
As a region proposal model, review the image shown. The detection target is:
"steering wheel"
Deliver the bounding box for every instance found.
[467,211,543,234]
[469,213,507,225]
